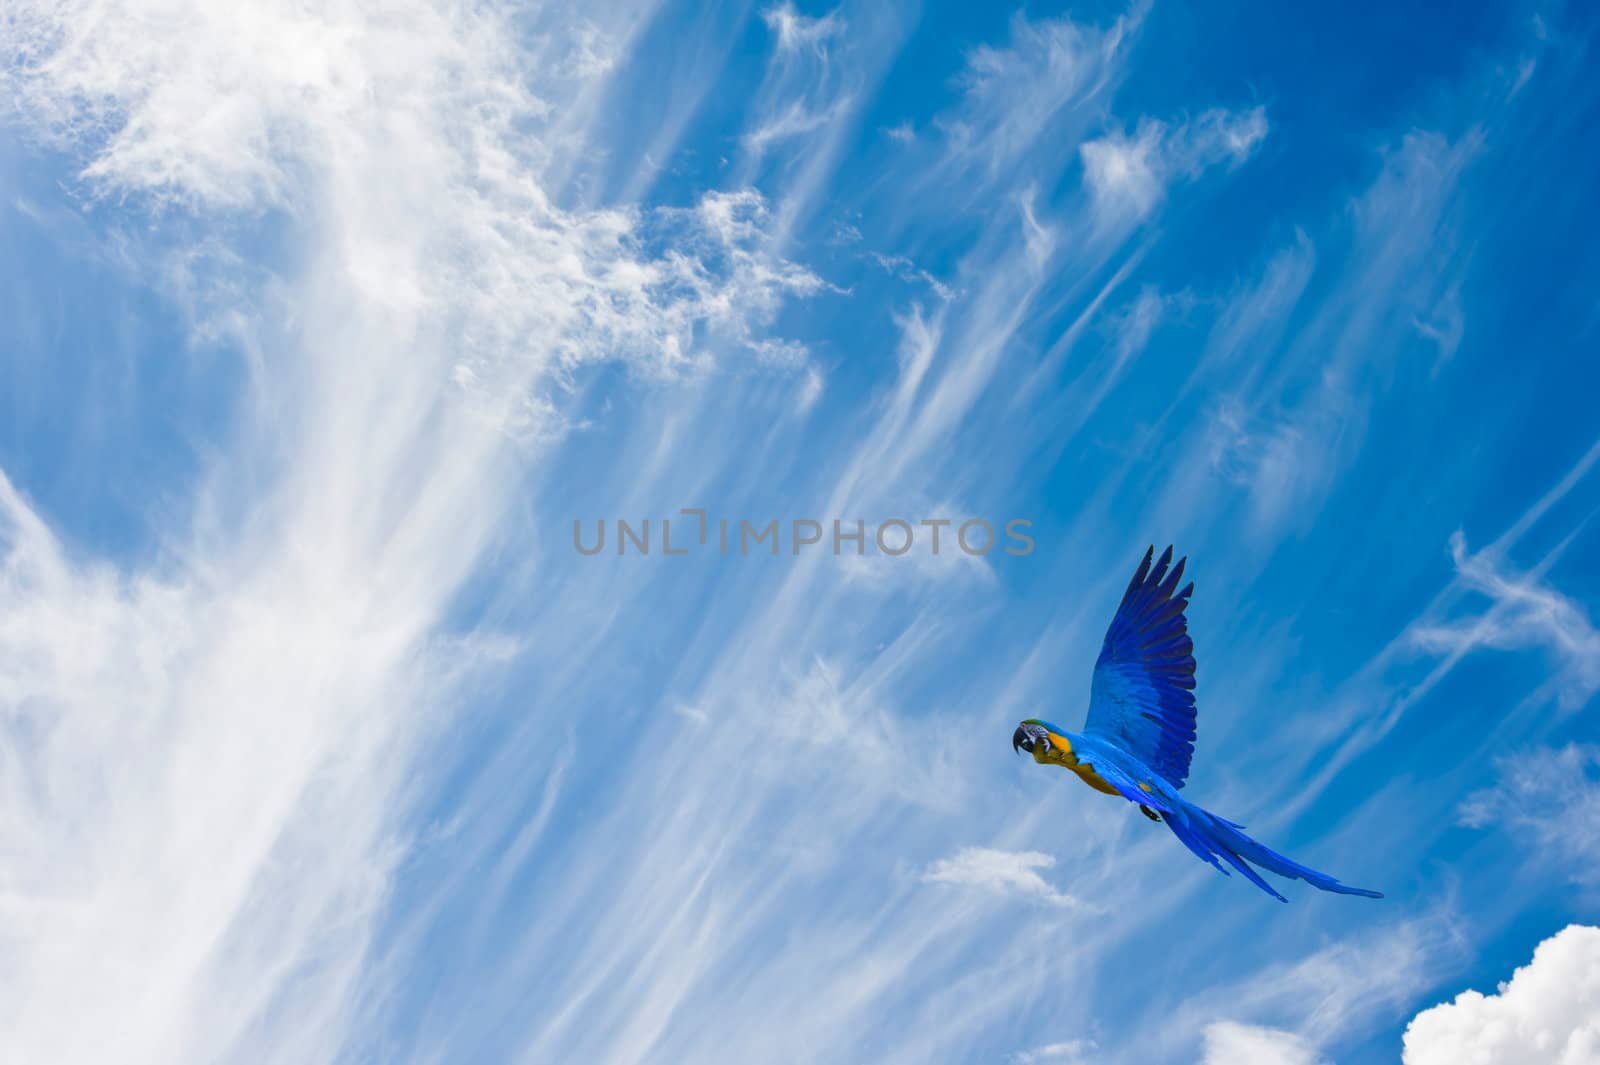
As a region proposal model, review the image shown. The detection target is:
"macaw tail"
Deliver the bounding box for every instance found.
[1162,796,1383,902]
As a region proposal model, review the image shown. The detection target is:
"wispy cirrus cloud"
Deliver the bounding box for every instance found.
[1181,128,1478,537]
[935,7,1145,189]
[1459,745,1600,885]
[4,3,1598,1065]
[1081,106,1268,224]
[1162,910,1465,1060]
[762,2,844,55]
[1410,531,1600,711]
[0,1,824,1061]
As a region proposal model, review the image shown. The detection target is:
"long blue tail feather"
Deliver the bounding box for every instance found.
[1165,797,1382,901]
[1163,809,1231,876]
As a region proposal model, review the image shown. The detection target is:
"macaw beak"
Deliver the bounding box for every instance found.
[1012,725,1031,754]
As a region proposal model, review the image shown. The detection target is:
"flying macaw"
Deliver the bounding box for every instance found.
[1012,546,1382,902]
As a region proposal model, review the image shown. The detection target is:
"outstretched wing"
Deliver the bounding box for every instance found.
[1084,545,1198,788]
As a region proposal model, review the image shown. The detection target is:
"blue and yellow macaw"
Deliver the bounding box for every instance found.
[1013,546,1381,902]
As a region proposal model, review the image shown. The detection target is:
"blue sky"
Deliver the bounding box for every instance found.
[2,1,1599,1063]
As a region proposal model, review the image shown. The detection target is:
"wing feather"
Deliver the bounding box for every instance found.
[1084,545,1200,788]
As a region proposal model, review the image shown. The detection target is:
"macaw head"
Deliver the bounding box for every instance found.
[1017,716,1068,757]
[1011,719,1052,757]
[1014,719,1081,768]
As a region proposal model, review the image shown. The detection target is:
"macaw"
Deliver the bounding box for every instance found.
[1013,546,1381,902]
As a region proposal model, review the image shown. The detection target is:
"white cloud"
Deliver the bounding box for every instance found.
[885,121,915,143]
[796,364,825,413]
[1080,107,1268,223]
[1460,745,1600,884]
[1412,284,1464,367]
[0,2,825,1062]
[1015,1039,1096,1064]
[868,251,954,301]
[922,847,1084,908]
[1403,925,1600,1065]
[1206,401,1311,531]
[1202,1022,1327,1065]
[934,8,1143,188]
[1165,911,1465,1061]
[762,2,844,54]
[733,0,882,248]
[1080,124,1164,218]
[1155,128,1478,548]
[1410,531,1600,710]
[743,98,849,154]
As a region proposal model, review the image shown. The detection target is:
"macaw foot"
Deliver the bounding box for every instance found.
[1138,804,1161,823]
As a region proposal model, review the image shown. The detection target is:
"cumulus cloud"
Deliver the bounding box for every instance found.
[1403,925,1600,1065]
[922,847,1084,908]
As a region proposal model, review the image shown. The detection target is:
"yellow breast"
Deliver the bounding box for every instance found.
[1033,731,1121,796]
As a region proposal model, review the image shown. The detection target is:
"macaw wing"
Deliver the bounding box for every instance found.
[1084,545,1198,789]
